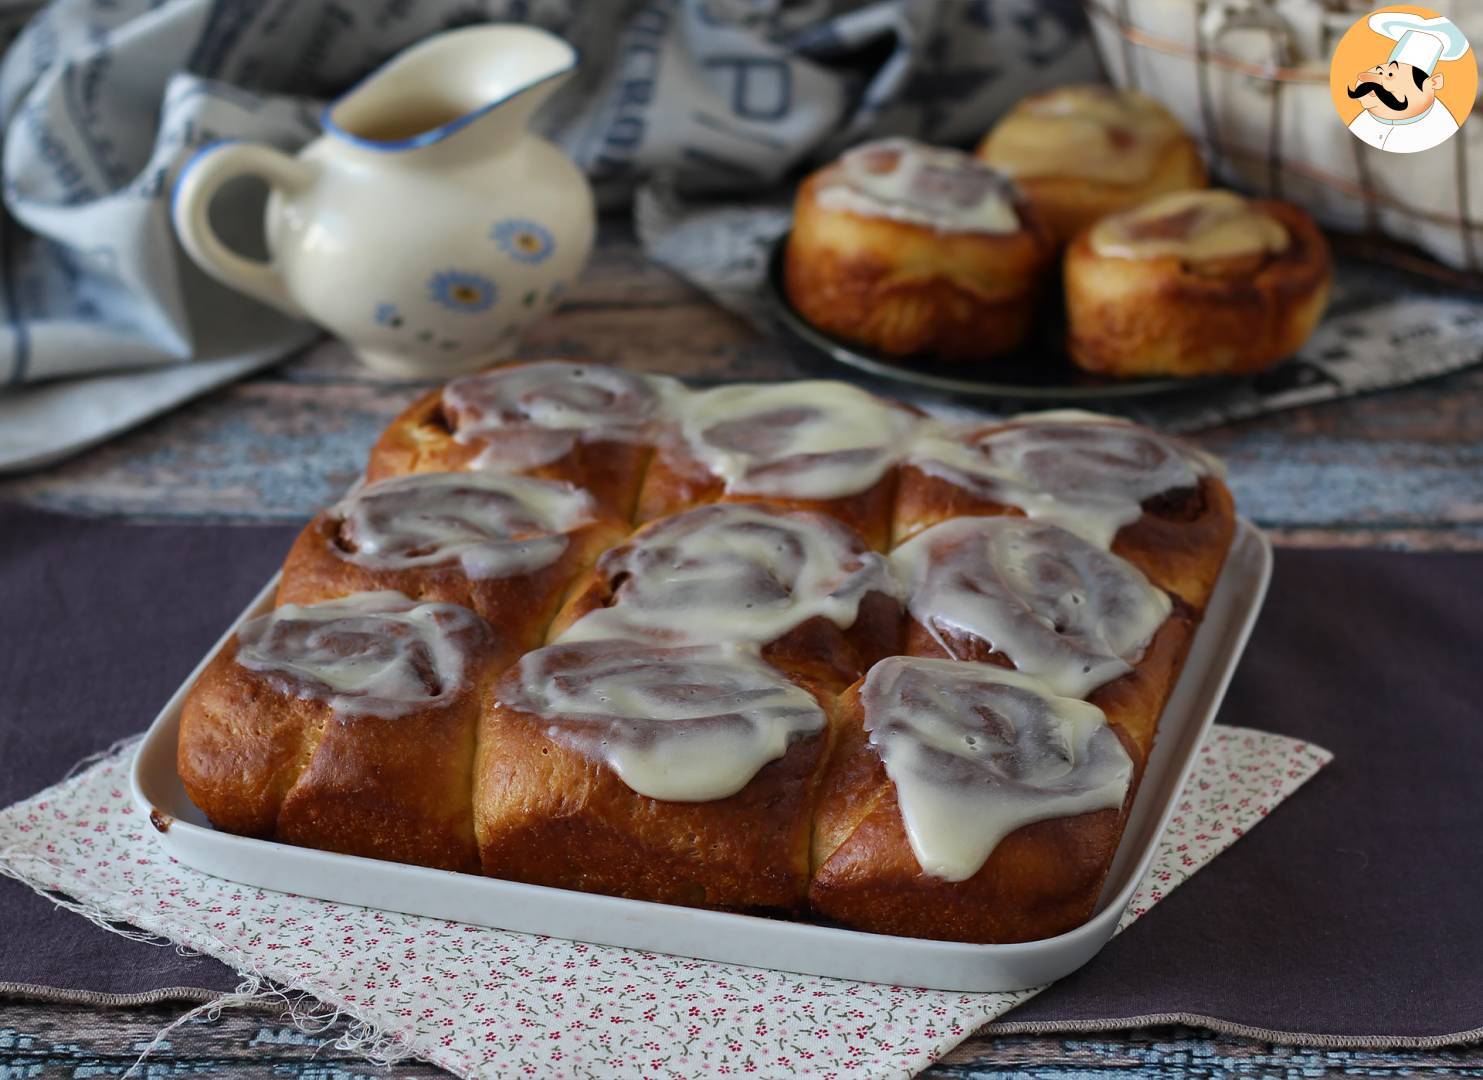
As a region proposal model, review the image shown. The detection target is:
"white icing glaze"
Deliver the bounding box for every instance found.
[236,591,491,718]
[907,411,1218,549]
[675,380,921,500]
[496,640,826,802]
[986,86,1186,186]
[557,502,901,648]
[331,472,596,579]
[442,361,685,470]
[861,656,1133,881]
[890,516,1171,698]
[1088,189,1288,262]
[815,138,1022,235]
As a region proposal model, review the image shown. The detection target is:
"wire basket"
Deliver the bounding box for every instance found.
[1084,0,1483,274]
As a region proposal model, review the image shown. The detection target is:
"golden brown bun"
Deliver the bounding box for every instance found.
[276,507,627,653]
[783,158,1054,361]
[807,679,1130,943]
[178,635,511,873]
[893,435,1236,613]
[366,386,652,520]
[1065,199,1332,378]
[978,88,1208,246]
[474,668,836,913]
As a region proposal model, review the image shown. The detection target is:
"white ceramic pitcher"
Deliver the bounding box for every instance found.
[172,25,594,377]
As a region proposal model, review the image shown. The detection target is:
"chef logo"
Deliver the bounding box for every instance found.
[1330,6,1476,154]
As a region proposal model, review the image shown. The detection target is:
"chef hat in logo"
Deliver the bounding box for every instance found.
[1368,12,1470,75]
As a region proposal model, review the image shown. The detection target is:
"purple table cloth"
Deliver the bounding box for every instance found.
[2,504,1479,1044]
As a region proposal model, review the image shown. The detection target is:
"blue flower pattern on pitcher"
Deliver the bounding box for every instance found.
[492,218,555,264]
[428,270,497,313]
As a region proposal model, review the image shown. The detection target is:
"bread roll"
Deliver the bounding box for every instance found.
[178,592,511,872]
[810,657,1135,943]
[277,471,627,651]
[476,640,834,911]
[784,138,1054,360]
[1065,191,1332,377]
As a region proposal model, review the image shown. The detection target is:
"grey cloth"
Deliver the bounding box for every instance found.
[2,501,1483,1045]
[0,0,1095,471]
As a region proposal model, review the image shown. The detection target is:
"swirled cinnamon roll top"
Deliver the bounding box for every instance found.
[859,656,1134,881]
[905,411,1219,550]
[235,591,494,719]
[493,640,828,802]
[554,502,899,648]
[891,516,1171,698]
[328,472,597,579]
[442,360,684,470]
[813,138,1025,235]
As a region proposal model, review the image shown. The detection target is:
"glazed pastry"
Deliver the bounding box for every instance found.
[890,515,1193,761]
[978,85,1207,245]
[898,411,1235,610]
[1065,190,1332,377]
[637,379,922,550]
[366,360,684,518]
[477,640,833,911]
[809,656,1135,943]
[548,502,903,688]
[177,592,510,872]
[277,472,628,651]
[784,138,1054,360]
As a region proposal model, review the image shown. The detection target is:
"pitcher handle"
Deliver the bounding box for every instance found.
[172,142,315,318]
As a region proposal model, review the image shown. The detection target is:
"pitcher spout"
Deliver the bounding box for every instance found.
[322,24,577,155]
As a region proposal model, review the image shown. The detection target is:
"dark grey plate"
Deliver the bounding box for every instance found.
[764,232,1232,402]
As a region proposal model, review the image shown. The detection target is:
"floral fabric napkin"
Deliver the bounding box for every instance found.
[0,726,1329,1079]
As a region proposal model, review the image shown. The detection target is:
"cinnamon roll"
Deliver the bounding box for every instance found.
[898,411,1235,610]
[477,640,833,911]
[783,138,1054,361]
[367,360,684,518]
[1065,190,1332,377]
[637,379,923,551]
[890,516,1194,760]
[549,502,903,688]
[978,85,1208,246]
[809,656,1135,943]
[178,592,510,872]
[278,472,628,651]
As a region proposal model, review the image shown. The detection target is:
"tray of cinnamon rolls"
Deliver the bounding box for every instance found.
[774,85,1333,398]
[130,360,1271,992]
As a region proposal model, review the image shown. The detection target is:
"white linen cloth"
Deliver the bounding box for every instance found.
[0,0,1096,471]
[0,726,1331,1078]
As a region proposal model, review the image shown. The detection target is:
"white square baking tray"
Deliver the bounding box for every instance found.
[130,519,1271,992]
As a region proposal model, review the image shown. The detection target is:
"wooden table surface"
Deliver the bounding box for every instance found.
[2,222,1481,1077]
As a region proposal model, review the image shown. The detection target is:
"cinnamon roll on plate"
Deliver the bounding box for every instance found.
[1065,190,1332,377]
[978,85,1208,247]
[367,360,683,518]
[783,138,1054,361]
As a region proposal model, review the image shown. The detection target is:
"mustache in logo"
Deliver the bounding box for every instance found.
[1349,80,1409,111]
